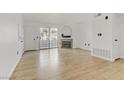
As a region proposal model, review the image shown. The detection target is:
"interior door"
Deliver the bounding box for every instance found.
[40,28,50,49]
[24,27,37,50]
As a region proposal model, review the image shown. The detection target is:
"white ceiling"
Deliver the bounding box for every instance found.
[23,13,94,25]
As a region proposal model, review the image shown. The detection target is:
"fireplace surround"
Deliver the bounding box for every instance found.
[61,39,73,48]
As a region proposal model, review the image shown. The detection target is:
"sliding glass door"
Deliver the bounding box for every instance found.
[40,28,58,49]
[40,28,50,49]
[50,28,58,48]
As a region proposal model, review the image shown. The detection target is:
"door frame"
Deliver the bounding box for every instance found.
[39,27,58,50]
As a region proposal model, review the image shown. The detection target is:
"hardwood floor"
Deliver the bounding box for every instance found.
[10,48,124,80]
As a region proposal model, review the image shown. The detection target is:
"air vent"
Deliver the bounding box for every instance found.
[97,13,101,16]
[92,48,111,59]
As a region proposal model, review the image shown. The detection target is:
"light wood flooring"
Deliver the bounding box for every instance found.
[10,48,124,80]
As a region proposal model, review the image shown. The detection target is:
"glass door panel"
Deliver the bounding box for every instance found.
[40,27,58,49]
[40,28,50,49]
[50,28,58,48]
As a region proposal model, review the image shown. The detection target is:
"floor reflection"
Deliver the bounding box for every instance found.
[39,48,60,79]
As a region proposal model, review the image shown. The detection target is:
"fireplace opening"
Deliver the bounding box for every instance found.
[61,39,72,48]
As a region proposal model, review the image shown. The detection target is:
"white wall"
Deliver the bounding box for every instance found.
[0,14,24,79]
[110,14,124,59]
[75,13,124,60]
[120,23,124,58]
[92,14,113,49]
[92,13,113,61]
[112,14,120,59]
[76,21,93,51]
[24,22,61,50]
[118,15,124,58]
[24,22,81,50]
[91,13,121,61]
[23,14,94,50]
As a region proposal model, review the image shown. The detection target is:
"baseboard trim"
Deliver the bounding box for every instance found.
[8,52,24,80]
[92,54,115,62]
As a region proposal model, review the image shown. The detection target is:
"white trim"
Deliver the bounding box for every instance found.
[92,53,115,62]
[7,51,24,80]
[120,55,124,59]
[79,47,92,51]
